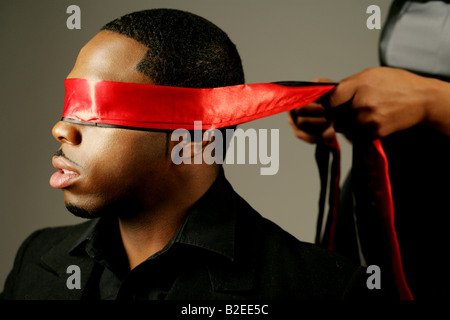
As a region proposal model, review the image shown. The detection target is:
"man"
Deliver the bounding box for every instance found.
[1,9,382,300]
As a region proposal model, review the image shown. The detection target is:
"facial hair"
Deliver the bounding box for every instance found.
[65,203,100,219]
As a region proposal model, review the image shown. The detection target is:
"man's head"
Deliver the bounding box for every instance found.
[100,8,244,88]
[51,9,244,219]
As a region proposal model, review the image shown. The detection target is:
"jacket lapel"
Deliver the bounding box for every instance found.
[16,230,97,300]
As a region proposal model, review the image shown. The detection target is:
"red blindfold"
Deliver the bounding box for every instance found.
[63,78,335,130]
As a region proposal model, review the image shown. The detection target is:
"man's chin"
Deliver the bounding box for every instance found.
[65,203,102,219]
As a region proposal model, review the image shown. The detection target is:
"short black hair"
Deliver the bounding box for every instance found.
[101,8,244,88]
[101,9,243,158]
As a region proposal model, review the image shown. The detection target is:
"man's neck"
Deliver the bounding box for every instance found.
[118,209,185,270]
[118,167,220,270]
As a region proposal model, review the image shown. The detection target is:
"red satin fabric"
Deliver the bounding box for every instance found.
[63,78,335,130]
[364,140,413,300]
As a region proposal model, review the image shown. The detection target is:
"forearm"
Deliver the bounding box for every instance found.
[424,77,450,137]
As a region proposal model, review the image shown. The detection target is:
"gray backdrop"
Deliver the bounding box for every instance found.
[0,0,392,291]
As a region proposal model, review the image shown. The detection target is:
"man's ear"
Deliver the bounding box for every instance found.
[201,130,224,165]
[169,129,215,165]
[191,130,217,164]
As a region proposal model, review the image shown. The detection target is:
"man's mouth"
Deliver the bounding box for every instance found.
[61,169,77,175]
[50,156,81,189]
[50,169,80,189]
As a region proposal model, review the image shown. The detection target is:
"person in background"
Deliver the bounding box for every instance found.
[289,0,450,299]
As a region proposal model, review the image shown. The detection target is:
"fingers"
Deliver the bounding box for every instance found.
[311,78,334,84]
[326,69,380,139]
[288,78,338,144]
[288,103,335,144]
[293,102,326,117]
[328,77,358,108]
[294,115,332,136]
[288,118,334,143]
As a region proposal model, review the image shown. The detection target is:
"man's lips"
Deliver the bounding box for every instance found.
[50,156,80,189]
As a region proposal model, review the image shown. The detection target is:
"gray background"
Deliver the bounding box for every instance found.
[0,0,391,291]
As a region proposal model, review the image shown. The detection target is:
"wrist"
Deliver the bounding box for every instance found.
[422,77,450,136]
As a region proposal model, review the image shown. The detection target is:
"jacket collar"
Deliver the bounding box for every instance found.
[69,169,237,263]
[175,169,237,262]
[24,222,97,300]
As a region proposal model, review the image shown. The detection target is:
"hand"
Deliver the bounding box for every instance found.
[288,78,336,144]
[328,67,447,139]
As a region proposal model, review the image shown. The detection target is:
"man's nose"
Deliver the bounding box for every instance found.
[52,121,82,145]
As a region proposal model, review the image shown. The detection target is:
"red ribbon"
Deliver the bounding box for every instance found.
[63,78,335,130]
[355,140,413,300]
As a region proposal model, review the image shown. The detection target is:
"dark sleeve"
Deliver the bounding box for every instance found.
[0,228,49,300]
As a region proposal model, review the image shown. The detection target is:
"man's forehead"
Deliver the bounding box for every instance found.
[67,30,153,84]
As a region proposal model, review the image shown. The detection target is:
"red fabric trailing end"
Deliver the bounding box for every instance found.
[370,139,413,300]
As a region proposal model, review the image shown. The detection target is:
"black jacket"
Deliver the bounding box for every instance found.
[1,172,384,300]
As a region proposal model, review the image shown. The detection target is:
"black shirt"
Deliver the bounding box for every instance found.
[68,170,239,300]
